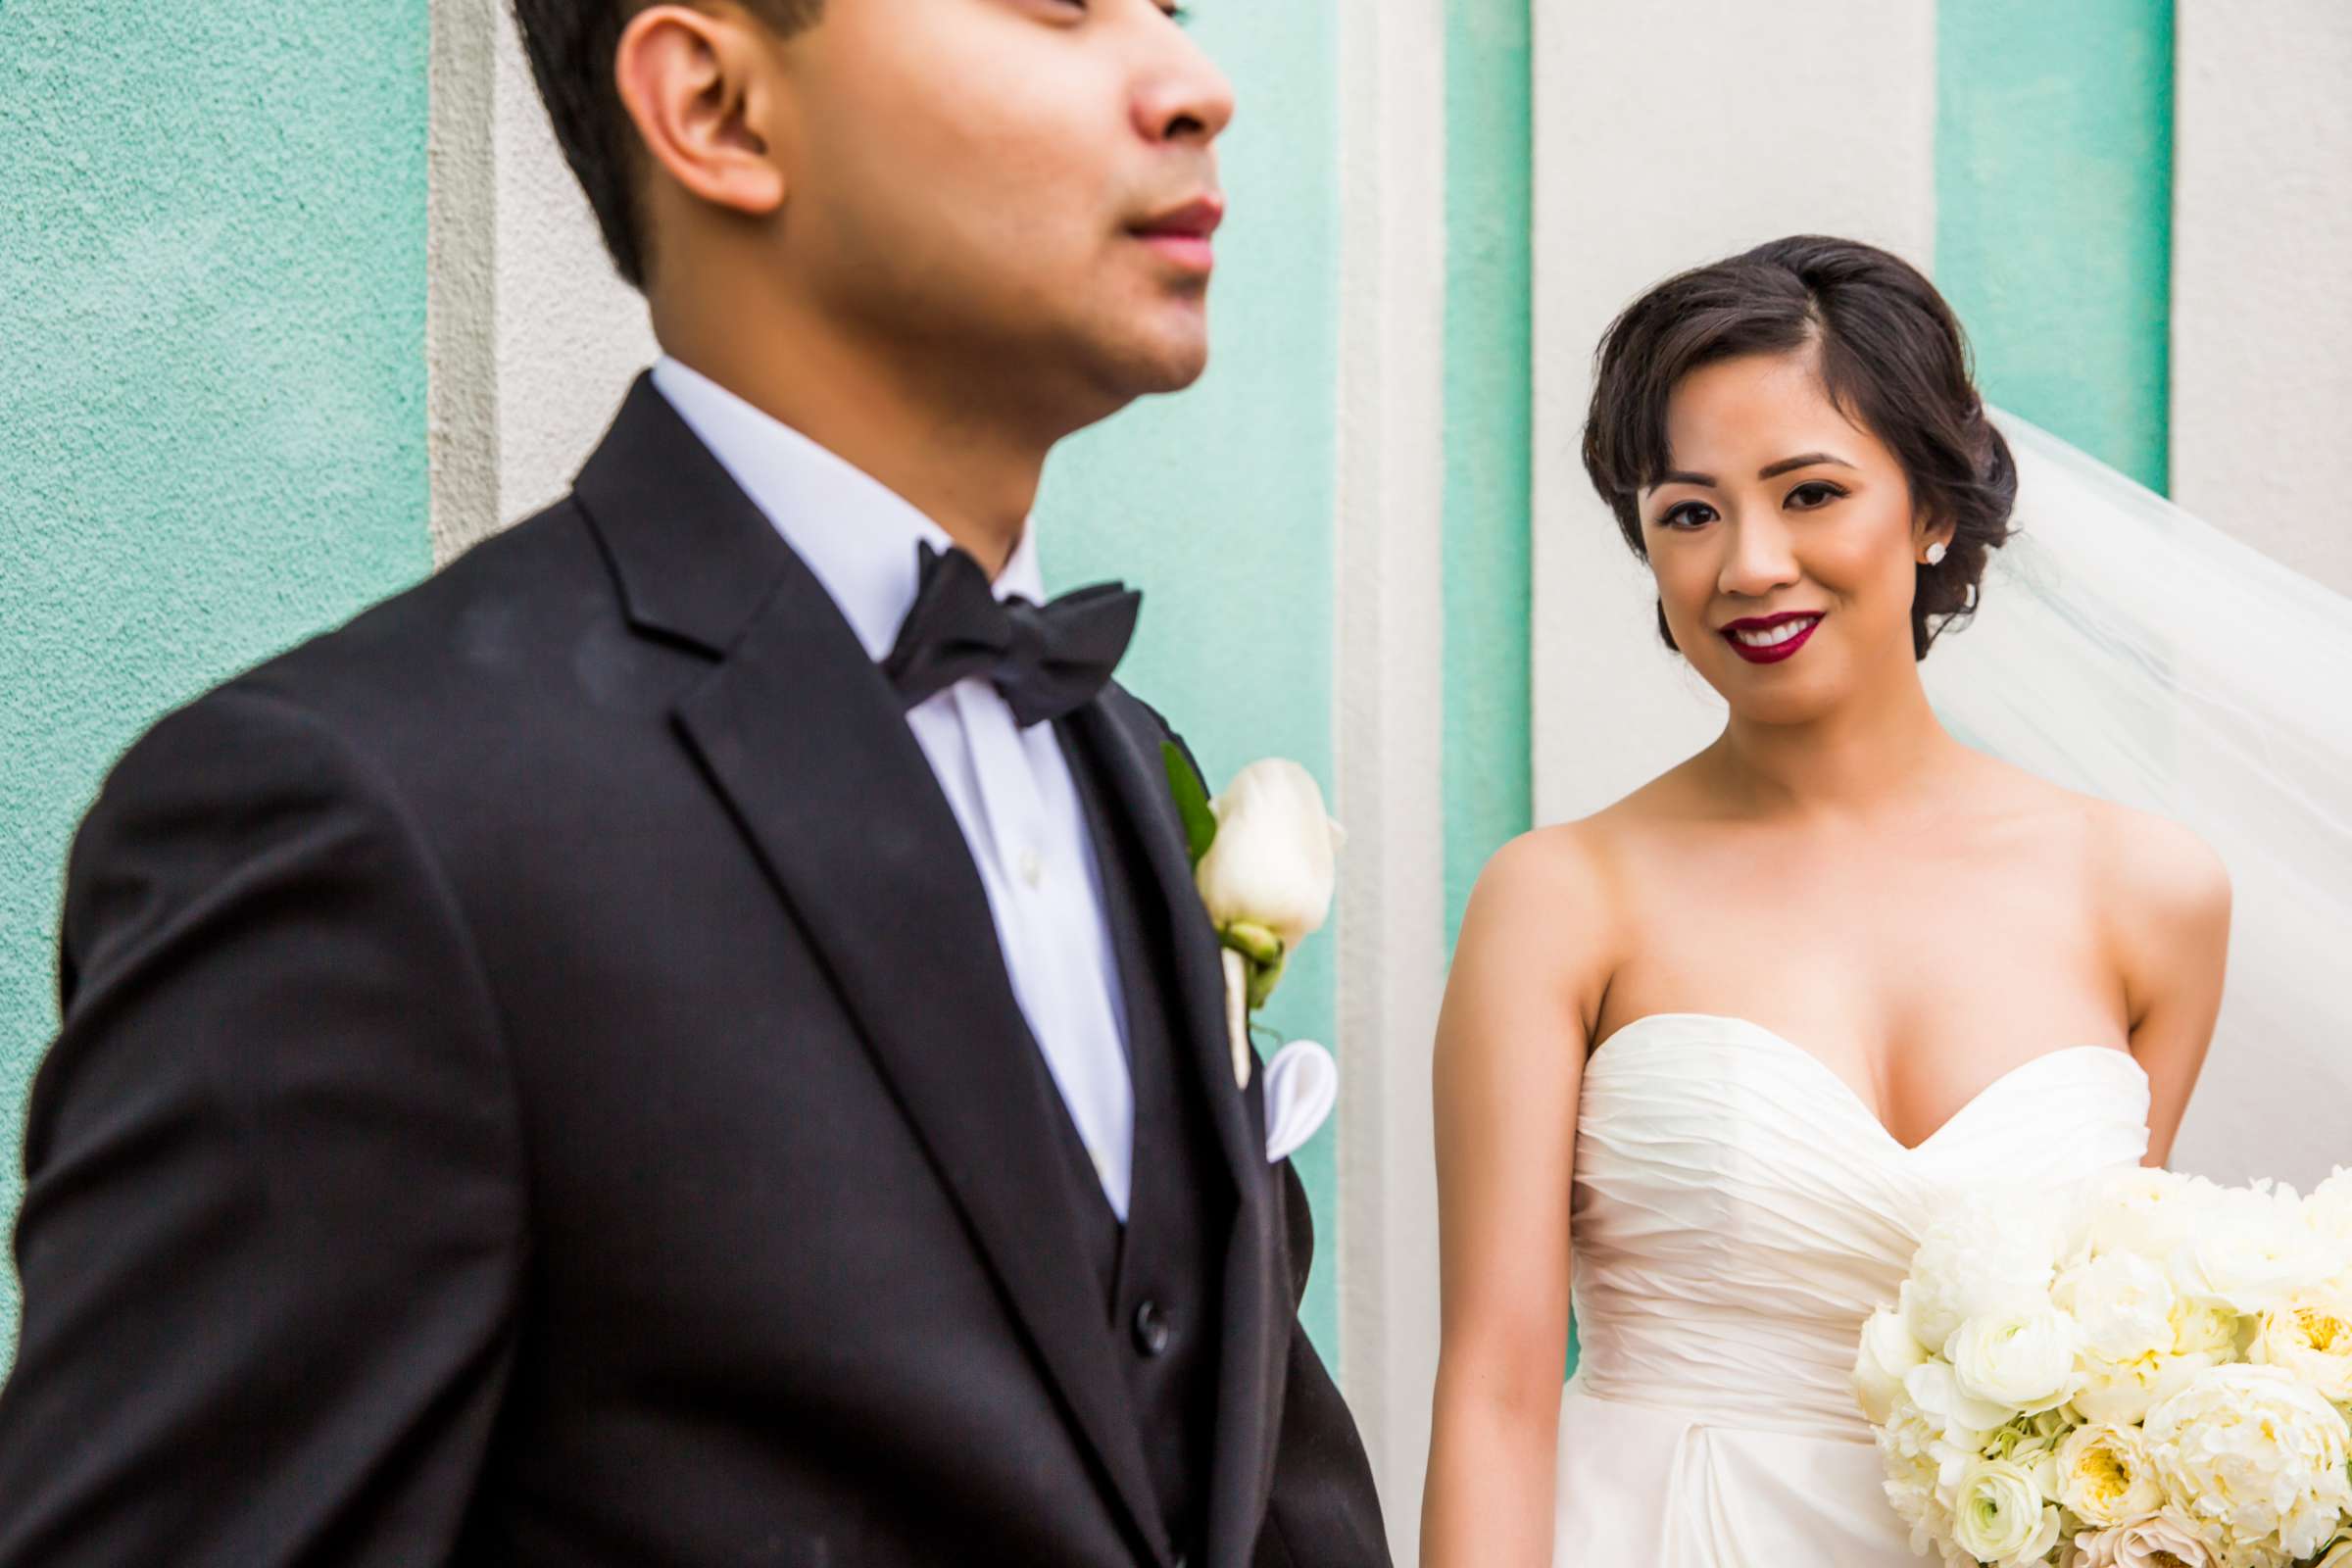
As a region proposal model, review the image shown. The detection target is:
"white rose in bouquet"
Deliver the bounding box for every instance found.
[2170,1297,2246,1358]
[2057,1251,2179,1363]
[1952,1456,2063,1566]
[1877,1402,1965,1561]
[1949,1310,2083,1414]
[1906,1192,2066,1352]
[2055,1423,2165,1528]
[2306,1173,2352,1289]
[2144,1363,2352,1566]
[2176,1182,2327,1317]
[1863,1173,2352,1568]
[1906,1360,2013,1447]
[2081,1167,2225,1263]
[2073,1347,2226,1427]
[2064,1507,2214,1568]
[2306,1170,2352,1239]
[2248,1290,2352,1404]
[1855,1305,1931,1425]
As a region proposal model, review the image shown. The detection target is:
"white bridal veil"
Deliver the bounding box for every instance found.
[1924,413,2352,1190]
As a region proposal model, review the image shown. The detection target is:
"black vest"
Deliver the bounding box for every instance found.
[1052,722,1230,1565]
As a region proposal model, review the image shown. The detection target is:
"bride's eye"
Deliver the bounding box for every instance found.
[1786,481,1846,511]
[1657,500,1717,531]
[1157,0,1194,20]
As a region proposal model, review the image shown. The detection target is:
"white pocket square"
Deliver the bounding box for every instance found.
[1262,1040,1338,1164]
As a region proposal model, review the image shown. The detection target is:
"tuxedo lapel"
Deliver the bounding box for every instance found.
[573,376,1166,1558]
[1067,692,1289,1568]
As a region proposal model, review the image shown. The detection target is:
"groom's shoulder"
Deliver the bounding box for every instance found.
[237,496,608,710]
[128,495,634,806]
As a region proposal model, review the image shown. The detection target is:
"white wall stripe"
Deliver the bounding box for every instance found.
[1332,0,1448,1555]
[1530,0,1938,827]
[2171,0,2352,598]
[425,0,654,567]
[490,8,657,529]
[425,0,500,564]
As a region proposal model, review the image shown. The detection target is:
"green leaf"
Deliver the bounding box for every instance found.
[1220,921,1283,968]
[1162,740,1217,869]
[1245,950,1287,1011]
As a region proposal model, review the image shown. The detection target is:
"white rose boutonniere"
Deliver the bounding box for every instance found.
[1163,748,1343,1090]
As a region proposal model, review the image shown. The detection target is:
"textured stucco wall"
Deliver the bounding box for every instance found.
[1445,0,1533,944]
[2172,0,2352,596]
[1937,0,2176,492]
[0,0,433,1358]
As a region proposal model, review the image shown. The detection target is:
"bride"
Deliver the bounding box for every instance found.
[1419,235,2230,1565]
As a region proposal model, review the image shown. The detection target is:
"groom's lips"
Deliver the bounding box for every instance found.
[1130,195,1224,274]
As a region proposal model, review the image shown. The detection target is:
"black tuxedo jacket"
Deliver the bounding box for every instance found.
[0,377,1390,1568]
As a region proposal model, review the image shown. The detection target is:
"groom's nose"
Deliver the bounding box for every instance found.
[1130,25,1236,149]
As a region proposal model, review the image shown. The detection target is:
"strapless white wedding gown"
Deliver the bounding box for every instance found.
[1553,1013,2151,1566]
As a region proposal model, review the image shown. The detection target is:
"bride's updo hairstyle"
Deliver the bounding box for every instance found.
[1582,235,2017,661]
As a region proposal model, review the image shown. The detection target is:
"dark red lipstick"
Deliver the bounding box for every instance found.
[1719,611,1826,665]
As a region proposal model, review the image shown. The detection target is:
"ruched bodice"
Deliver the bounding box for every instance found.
[1554,1013,2151,1564]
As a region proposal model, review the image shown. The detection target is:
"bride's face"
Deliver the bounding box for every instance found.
[1640,350,1950,722]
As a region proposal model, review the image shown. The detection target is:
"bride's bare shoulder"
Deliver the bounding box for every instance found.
[1465,758,1715,924]
[1449,775,1693,1018]
[1981,758,2231,942]
[1466,773,1680,908]
[2082,793,2232,958]
[1446,824,1619,1061]
[1461,820,1610,924]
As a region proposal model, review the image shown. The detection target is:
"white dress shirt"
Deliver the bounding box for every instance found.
[651,357,1139,1219]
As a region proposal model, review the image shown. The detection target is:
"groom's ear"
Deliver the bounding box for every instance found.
[613,5,795,240]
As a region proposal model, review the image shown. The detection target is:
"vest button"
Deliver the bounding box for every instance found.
[1132,1298,1172,1357]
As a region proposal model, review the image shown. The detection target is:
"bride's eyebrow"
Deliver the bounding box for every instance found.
[1647,452,1856,491]
[1652,466,1717,489]
[1757,452,1856,478]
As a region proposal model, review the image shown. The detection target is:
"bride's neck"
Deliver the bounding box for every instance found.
[1707,666,1963,820]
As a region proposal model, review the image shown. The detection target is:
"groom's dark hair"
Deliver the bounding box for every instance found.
[510,0,827,290]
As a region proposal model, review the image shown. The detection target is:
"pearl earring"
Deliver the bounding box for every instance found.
[1924,541,1948,566]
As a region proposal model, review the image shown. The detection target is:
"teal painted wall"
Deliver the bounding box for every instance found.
[1041,10,1344,1358]
[1937,0,2176,490]
[0,1,433,1361]
[1445,0,1535,944]
[1446,0,1545,1375]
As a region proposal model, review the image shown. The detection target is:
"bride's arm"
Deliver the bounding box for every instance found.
[1421,830,1610,1568]
[2101,808,2232,1167]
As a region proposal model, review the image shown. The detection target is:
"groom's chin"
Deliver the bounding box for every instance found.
[1106,314,1214,398]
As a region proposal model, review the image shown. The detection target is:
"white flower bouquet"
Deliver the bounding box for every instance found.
[1855,1166,2352,1568]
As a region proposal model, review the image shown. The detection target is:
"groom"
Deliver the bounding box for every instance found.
[0,1,1388,1564]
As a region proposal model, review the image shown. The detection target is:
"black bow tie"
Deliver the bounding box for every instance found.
[881,543,1142,727]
